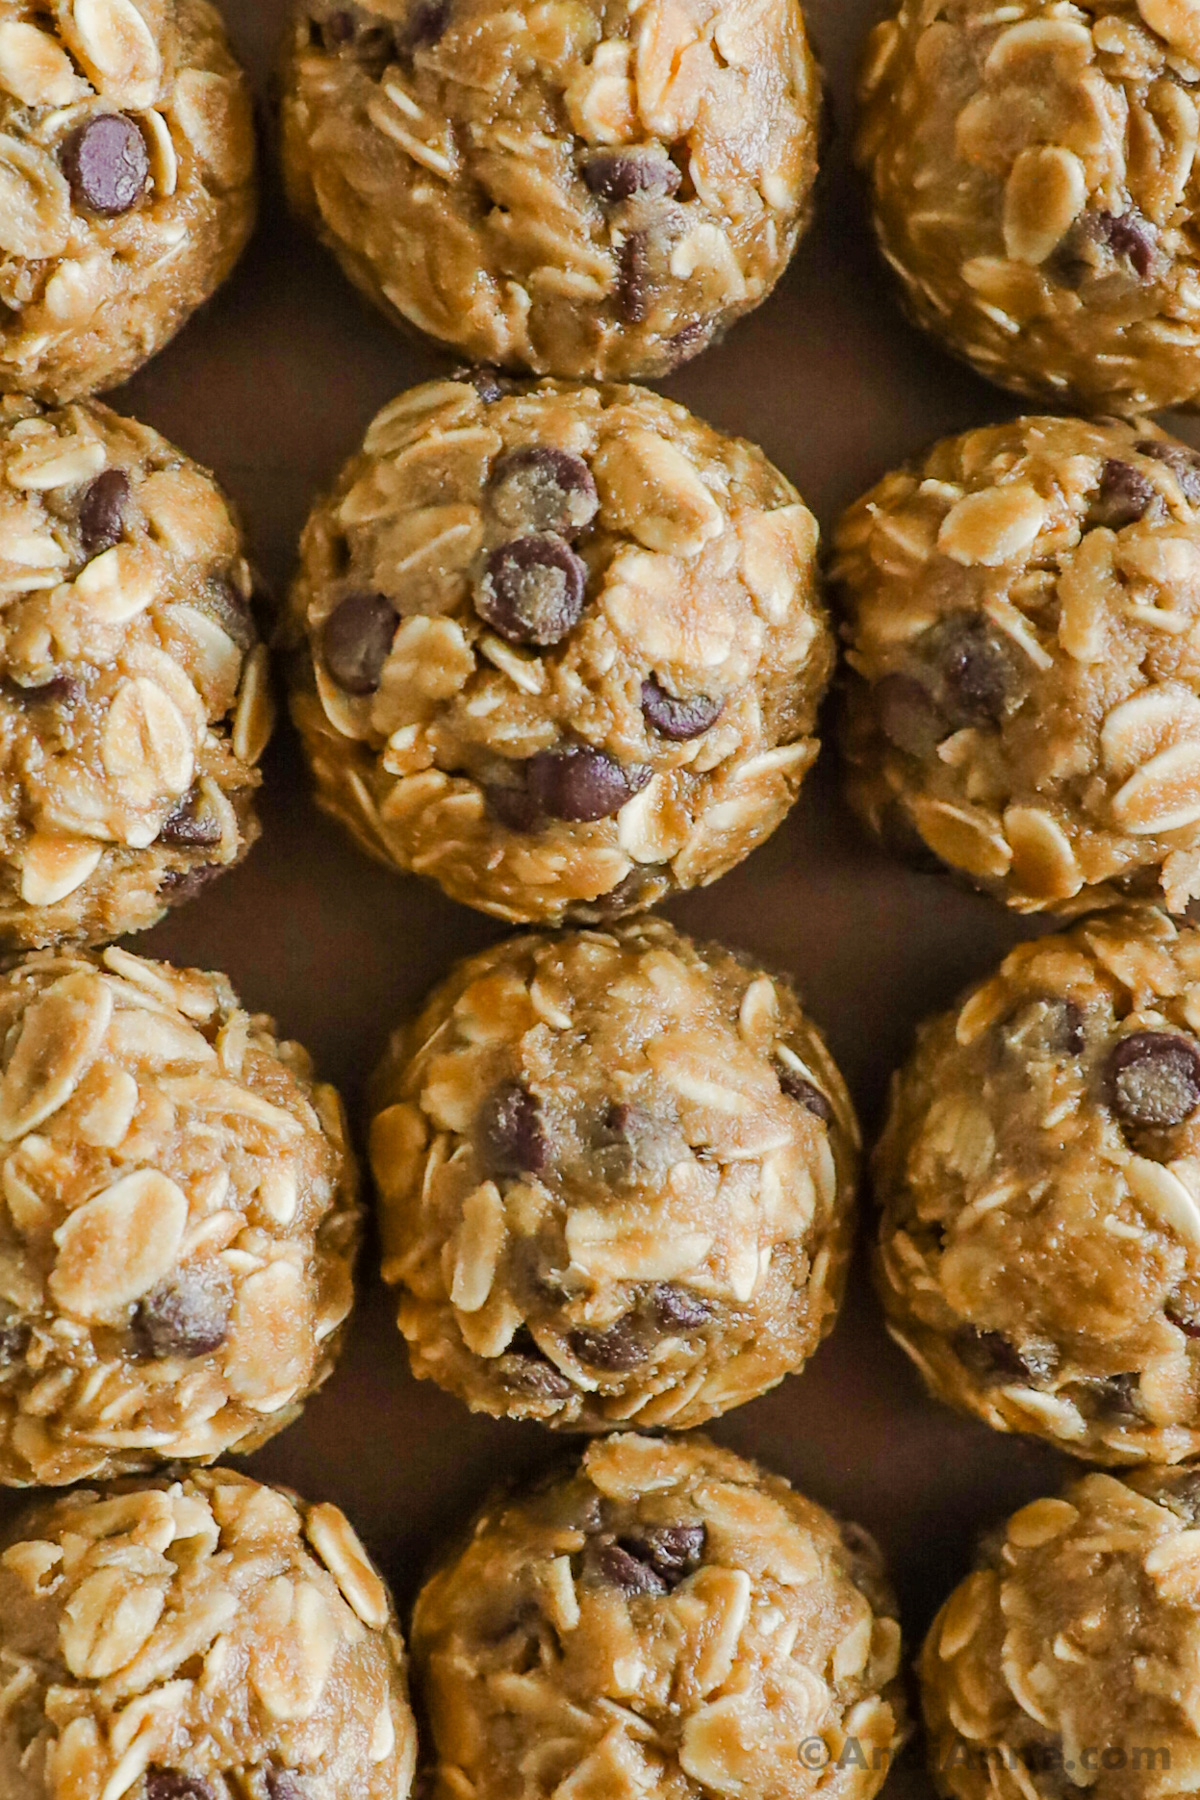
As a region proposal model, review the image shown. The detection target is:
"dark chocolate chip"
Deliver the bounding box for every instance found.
[623,1524,706,1586]
[322,591,398,694]
[1081,1372,1142,1419]
[777,1065,833,1121]
[0,1319,29,1368]
[568,1318,646,1371]
[478,1081,547,1176]
[1004,997,1085,1059]
[63,114,149,216]
[583,150,682,203]
[1108,1031,1200,1129]
[476,536,587,647]
[665,318,713,368]
[486,447,598,538]
[1136,439,1200,504]
[875,672,944,757]
[454,365,516,403]
[79,467,130,555]
[954,1327,1057,1387]
[640,675,722,741]
[498,1328,573,1399]
[133,1267,231,1360]
[145,1776,216,1800]
[1091,458,1160,529]
[159,863,224,904]
[591,1540,668,1596]
[484,777,541,833]
[527,747,650,822]
[616,231,651,324]
[401,0,450,47]
[158,786,221,849]
[931,616,1017,728]
[647,1284,713,1331]
[8,674,83,708]
[1097,208,1156,278]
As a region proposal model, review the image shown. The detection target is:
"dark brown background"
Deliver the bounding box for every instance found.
[5,0,1182,1787]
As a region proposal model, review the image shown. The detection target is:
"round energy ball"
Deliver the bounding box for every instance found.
[835,414,1200,918]
[0,394,272,949]
[280,0,821,382]
[0,1468,417,1800]
[370,918,858,1431]
[285,376,832,925]
[0,945,359,1486]
[413,1433,906,1800]
[921,1467,1200,1800]
[858,0,1200,414]
[0,0,256,401]
[874,905,1200,1465]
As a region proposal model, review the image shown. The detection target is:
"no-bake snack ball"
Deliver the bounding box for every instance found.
[874,905,1200,1465]
[0,945,359,1486]
[280,0,821,382]
[0,1467,417,1800]
[836,415,1200,918]
[370,918,858,1431]
[0,395,271,949]
[413,1433,906,1800]
[921,1468,1200,1800]
[858,0,1200,414]
[0,0,256,402]
[285,377,832,925]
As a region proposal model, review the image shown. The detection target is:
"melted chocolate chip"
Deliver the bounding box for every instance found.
[1136,439,1200,504]
[1091,459,1159,529]
[930,616,1017,728]
[79,467,130,555]
[1108,1031,1200,1129]
[498,1328,573,1398]
[616,231,651,323]
[954,1327,1057,1387]
[1098,208,1156,278]
[647,1284,712,1330]
[624,1524,706,1586]
[145,1776,216,1800]
[568,1318,646,1371]
[875,672,944,757]
[0,1318,29,1368]
[486,447,598,538]
[63,114,149,215]
[590,1540,668,1595]
[478,1081,547,1176]
[322,591,398,694]
[159,863,224,904]
[641,675,722,740]
[133,1267,231,1360]
[527,747,650,822]
[158,786,221,849]
[583,150,682,203]
[777,1065,833,1121]
[476,536,588,646]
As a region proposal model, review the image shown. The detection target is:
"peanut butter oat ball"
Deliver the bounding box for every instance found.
[370,918,858,1431]
[872,905,1200,1465]
[0,0,255,402]
[0,394,272,949]
[413,1434,906,1800]
[858,0,1200,415]
[0,944,359,1486]
[280,0,820,382]
[835,415,1200,917]
[285,376,832,925]
[0,1467,417,1800]
[922,1467,1200,1800]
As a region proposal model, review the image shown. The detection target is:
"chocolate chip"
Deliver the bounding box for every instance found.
[478,1081,547,1176]
[265,1771,306,1800]
[8,674,83,709]
[640,675,722,741]
[158,786,221,849]
[133,1266,231,1360]
[192,577,255,653]
[401,0,450,47]
[875,672,944,757]
[145,1776,216,1800]
[159,863,224,904]
[476,536,588,647]
[579,863,667,920]
[590,1540,668,1596]
[623,1524,706,1586]
[1136,439,1200,504]
[583,150,682,203]
[498,1328,573,1399]
[0,1318,29,1368]
[1097,208,1156,278]
[616,231,651,324]
[63,114,149,216]
[1168,1300,1200,1338]
[322,591,398,694]
[486,447,598,538]
[1090,459,1159,529]
[647,1283,712,1330]
[1004,997,1085,1059]
[568,1318,646,1371]
[665,318,714,368]
[777,1066,833,1121]
[1080,1372,1142,1419]
[527,747,650,822]
[454,365,516,403]
[79,467,130,555]
[484,776,541,833]
[930,616,1017,728]
[954,1327,1057,1387]
[1108,1031,1200,1128]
